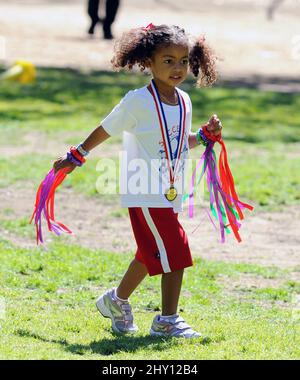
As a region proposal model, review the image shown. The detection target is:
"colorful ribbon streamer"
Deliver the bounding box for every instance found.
[29,167,73,245]
[183,126,253,243]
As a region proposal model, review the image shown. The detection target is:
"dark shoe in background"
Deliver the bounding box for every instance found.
[88,17,103,35]
[102,0,119,39]
[103,22,114,39]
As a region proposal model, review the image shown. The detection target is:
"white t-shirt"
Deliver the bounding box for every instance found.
[101,84,192,212]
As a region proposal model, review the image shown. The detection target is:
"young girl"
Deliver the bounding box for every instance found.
[53,24,222,338]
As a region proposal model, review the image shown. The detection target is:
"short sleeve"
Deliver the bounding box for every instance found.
[101,90,137,136]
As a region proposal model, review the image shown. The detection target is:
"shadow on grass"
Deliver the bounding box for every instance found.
[0,67,146,104]
[1,66,299,108]
[15,328,212,356]
[1,66,299,143]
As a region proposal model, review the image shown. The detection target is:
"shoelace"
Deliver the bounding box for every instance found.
[120,303,133,325]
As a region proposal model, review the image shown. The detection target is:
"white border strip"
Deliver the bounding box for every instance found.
[141,207,171,273]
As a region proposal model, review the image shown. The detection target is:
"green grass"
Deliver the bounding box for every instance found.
[0,239,299,360]
[0,67,299,360]
[0,67,299,142]
[0,67,300,210]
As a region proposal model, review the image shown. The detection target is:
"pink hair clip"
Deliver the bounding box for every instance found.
[142,23,155,32]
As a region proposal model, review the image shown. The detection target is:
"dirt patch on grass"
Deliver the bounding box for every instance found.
[0,182,134,253]
[217,273,298,309]
[0,130,120,159]
[0,181,299,272]
[218,273,286,291]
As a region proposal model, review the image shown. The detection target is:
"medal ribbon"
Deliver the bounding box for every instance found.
[148,79,186,188]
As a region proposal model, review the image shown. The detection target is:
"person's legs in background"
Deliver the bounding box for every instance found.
[88,0,101,35]
[103,0,120,39]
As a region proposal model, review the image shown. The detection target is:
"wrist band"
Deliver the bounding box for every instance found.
[76,143,90,157]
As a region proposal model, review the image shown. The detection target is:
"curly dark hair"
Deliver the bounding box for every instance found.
[111,24,218,87]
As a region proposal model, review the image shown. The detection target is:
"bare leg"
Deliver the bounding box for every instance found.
[161,269,184,315]
[116,258,148,299]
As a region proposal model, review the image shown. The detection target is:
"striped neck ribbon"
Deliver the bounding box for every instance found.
[148,78,186,187]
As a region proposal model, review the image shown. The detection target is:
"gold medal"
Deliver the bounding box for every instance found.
[165,185,178,202]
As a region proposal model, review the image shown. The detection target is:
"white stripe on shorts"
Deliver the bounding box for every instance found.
[141,207,171,273]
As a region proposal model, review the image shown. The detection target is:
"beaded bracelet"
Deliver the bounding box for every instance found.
[66,146,86,167]
[70,146,86,164]
[200,128,210,144]
[196,128,208,146]
[67,151,83,166]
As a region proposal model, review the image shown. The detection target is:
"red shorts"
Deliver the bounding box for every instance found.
[128,207,193,276]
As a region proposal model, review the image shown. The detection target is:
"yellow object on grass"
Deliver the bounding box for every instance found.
[0,60,36,84]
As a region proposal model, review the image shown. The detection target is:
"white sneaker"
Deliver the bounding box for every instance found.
[96,288,138,334]
[150,314,201,338]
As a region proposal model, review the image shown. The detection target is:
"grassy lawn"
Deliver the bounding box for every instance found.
[0,67,299,210]
[0,238,299,360]
[0,67,299,359]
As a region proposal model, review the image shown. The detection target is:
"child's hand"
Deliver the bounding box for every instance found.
[53,155,77,175]
[207,114,222,136]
